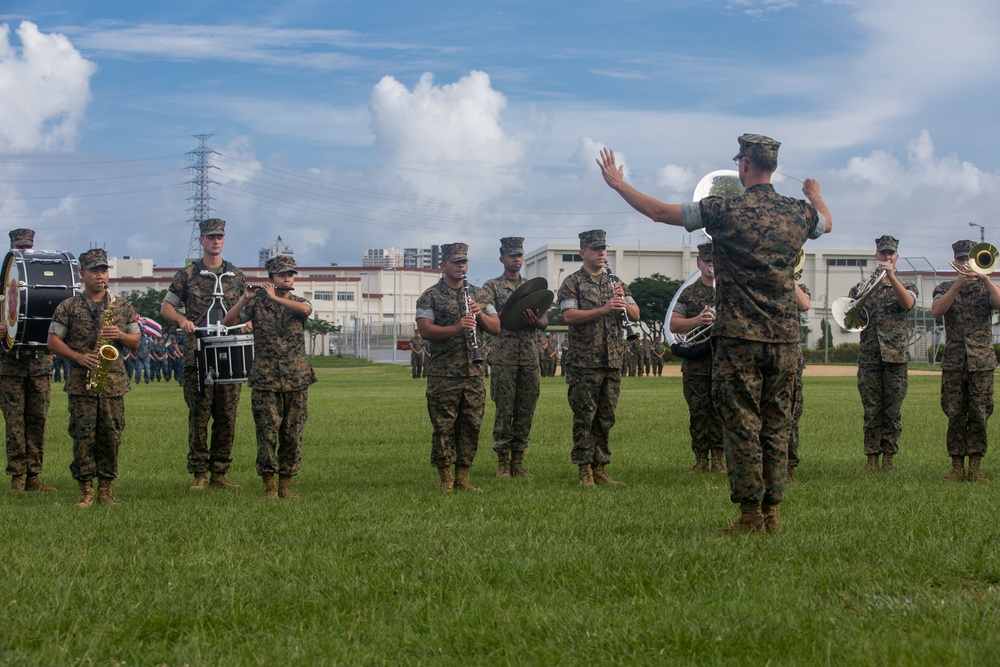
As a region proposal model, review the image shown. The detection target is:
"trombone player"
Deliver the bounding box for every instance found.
[931,240,1000,483]
[852,235,917,472]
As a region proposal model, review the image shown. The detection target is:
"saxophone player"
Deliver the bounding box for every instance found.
[46,249,140,508]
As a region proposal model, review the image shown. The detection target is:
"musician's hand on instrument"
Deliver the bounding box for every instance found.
[697,306,715,325]
[520,308,539,325]
[801,178,821,200]
[100,325,121,341]
[877,259,894,272]
[467,300,483,317]
[178,318,196,334]
[459,314,478,331]
[77,351,101,370]
[0,325,6,338]
[242,285,257,300]
[597,148,625,189]
[605,296,628,314]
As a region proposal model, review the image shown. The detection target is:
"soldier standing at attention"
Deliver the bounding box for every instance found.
[47,248,140,507]
[852,236,916,473]
[160,218,247,490]
[482,237,548,478]
[559,336,569,377]
[558,230,640,486]
[651,335,665,376]
[670,242,725,474]
[931,240,1000,483]
[409,329,424,379]
[787,282,811,483]
[417,243,500,492]
[223,255,317,499]
[598,134,831,533]
[1,229,56,493]
[640,333,652,377]
[135,332,151,383]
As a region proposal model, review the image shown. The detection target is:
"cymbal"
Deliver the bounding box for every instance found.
[500,278,549,328]
[502,289,553,331]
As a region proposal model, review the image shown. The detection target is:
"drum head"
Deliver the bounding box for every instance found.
[1,251,22,350]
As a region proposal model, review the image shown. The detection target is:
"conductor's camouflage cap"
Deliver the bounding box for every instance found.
[952,239,975,259]
[579,229,607,249]
[265,254,298,275]
[733,134,781,163]
[79,248,110,270]
[875,235,899,252]
[8,228,34,249]
[199,218,226,236]
[500,237,524,256]
[441,243,469,262]
[697,242,713,262]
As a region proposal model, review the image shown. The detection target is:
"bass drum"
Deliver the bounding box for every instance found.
[2,250,80,350]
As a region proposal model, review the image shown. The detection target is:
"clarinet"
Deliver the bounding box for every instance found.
[462,273,484,365]
[604,263,639,341]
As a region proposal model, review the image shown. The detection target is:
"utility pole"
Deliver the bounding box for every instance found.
[969,221,985,243]
[185,134,219,259]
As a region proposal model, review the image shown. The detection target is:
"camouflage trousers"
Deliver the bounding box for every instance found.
[565,366,621,466]
[941,369,994,458]
[183,370,242,475]
[1,375,51,477]
[67,394,125,481]
[712,338,795,508]
[411,354,423,379]
[789,366,805,467]
[426,376,485,468]
[681,371,722,456]
[652,358,663,376]
[857,362,908,456]
[489,363,540,455]
[251,388,308,477]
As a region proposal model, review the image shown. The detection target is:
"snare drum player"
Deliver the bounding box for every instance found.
[416,243,500,493]
[222,255,316,499]
[47,248,140,507]
[160,218,247,490]
[1,228,55,493]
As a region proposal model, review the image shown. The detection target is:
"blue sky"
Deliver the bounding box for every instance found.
[2,0,999,280]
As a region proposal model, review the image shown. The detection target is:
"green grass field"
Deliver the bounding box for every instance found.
[3,365,999,666]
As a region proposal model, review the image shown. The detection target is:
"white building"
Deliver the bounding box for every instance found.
[258,236,294,267]
[362,247,404,268]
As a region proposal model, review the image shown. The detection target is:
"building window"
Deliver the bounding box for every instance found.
[314,291,333,301]
[561,254,584,262]
[826,259,869,267]
[337,292,354,302]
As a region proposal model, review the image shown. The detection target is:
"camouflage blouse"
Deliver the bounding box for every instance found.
[481,274,541,366]
[673,280,716,375]
[416,279,496,377]
[163,259,247,366]
[851,276,917,365]
[932,279,997,372]
[557,267,635,370]
[238,294,318,392]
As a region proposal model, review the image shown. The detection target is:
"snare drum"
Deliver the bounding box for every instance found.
[197,333,254,391]
[1,250,80,350]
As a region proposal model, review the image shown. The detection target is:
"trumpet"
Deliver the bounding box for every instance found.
[604,263,639,341]
[950,243,999,276]
[832,268,887,332]
[461,273,484,365]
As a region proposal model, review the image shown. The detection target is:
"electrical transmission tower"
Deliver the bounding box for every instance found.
[185,134,219,258]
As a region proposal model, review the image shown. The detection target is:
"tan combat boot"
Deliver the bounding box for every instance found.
[710,449,727,474]
[75,480,95,509]
[786,466,797,484]
[190,473,209,490]
[453,466,483,493]
[496,452,511,478]
[865,454,879,472]
[510,451,531,478]
[720,504,765,534]
[97,478,119,505]
[25,474,56,492]
[578,464,596,487]
[9,475,24,493]
[278,474,299,499]
[881,453,894,472]
[437,466,454,493]
[262,474,278,499]
[943,456,965,482]
[762,504,781,534]
[967,455,989,483]
[688,453,709,474]
[210,472,240,489]
[592,464,623,486]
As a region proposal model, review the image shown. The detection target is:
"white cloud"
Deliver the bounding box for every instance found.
[0,21,97,152]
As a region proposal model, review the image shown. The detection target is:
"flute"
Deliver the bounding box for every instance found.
[604,263,639,341]
[461,273,484,365]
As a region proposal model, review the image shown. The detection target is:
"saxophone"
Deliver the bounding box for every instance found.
[85,290,120,394]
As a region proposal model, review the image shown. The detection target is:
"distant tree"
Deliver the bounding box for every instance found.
[628,273,684,339]
[305,316,340,355]
[124,288,169,325]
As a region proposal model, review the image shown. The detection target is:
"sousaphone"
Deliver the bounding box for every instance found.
[500,277,553,331]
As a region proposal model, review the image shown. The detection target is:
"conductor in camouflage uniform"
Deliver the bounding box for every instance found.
[599,134,832,533]
[852,235,917,473]
[482,237,548,478]
[670,242,725,474]
[931,239,1000,483]
[787,282,811,482]
[1,229,56,493]
[558,229,640,486]
[416,243,500,493]
[160,218,247,490]
[223,255,317,499]
[47,248,140,507]
[409,329,424,379]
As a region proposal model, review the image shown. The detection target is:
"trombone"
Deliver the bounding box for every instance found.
[950,243,999,276]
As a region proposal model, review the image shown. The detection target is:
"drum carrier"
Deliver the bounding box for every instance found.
[195,268,254,394]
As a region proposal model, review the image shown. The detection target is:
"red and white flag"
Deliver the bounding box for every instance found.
[137,315,163,338]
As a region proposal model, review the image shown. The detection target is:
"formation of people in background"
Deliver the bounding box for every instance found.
[3,133,998,532]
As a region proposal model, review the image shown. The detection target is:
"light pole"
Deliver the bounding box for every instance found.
[558,267,565,287]
[969,221,985,243]
[387,266,398,364]
[359,271,371,360]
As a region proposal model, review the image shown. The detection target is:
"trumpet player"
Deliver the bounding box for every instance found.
[46,249,140,507]
[931,240,1000,483]
[557,230,640,487]
[670,242,724,474]
[854,235,916,473]
[598,134,831,534]
[416,243,499,493]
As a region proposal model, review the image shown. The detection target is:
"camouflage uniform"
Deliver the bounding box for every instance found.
[416,258,496,469]
[651,338,665,376]
[557,232,637,468]
[679,134,827,510]
[135,333,151,383]
[49,285,139,482]
[409,332,424,379]
[560,339,569,376]
[236,269,317,478]
[852,270,917,459]
[1,349,52,479]
[482,269,541,460]
[163,251,247,477]
[639,335,652,376]
[788,283,811,469]
[545,335,559,376]
[933,254,996,460]
[673,279,723,459]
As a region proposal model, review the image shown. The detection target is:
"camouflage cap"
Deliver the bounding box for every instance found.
[199,218,226,236]
[8,228,34,249]
[441,242,469,262]
[500,237,524,256]
[733,133,781,163]
[875,235,899,252]
[79,248,110,270]
[697,242,713,262]
[952,239,975,259]
[579,229,607,249]
[265,254,298,275]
